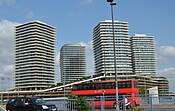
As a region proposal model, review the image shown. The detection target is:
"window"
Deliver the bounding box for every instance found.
[134,82,138,88]
[15,98,25,106]
[95,83,102,89]
[34,98,46,104]
[8,99,16,105]
[118,82,131,88]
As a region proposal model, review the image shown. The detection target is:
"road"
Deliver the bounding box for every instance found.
[141,104,175,111]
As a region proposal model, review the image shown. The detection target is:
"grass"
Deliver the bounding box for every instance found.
[128,107,144,111]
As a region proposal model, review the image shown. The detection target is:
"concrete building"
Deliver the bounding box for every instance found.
[131,34,156,76]
[60,44,86,83]
[152,76,169,94]
[93,20,133,75]
[93,73,169,94]
[15,21,56,91]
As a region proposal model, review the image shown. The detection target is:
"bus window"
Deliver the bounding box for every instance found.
[118,82,122,88]
[82,84,86,90]
[104,83,112,89]
[126,82,131,88]
[92,84,95,90]
[74,84,79,90]
[118,82,131,88]
[86,84,90,90]
[111,83,115,89]
[95,83,101,89]
[84,84,88,90]
[80,85,83,90]
[134,82,138,88]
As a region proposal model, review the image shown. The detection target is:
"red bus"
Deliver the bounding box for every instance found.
[71,80,140,108]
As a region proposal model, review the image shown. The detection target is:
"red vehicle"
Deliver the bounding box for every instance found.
[71,80,140,108]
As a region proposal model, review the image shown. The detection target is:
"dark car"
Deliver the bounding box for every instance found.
[6,96,57,111]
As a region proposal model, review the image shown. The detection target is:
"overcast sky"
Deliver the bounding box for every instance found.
[0,0,175,92]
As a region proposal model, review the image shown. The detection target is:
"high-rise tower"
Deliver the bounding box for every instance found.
[60,44,86,83]
[93,20,133,75]
[15,21,56,91]
[131,34,156,76]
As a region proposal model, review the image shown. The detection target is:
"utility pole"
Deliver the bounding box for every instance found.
[106,0,119,110]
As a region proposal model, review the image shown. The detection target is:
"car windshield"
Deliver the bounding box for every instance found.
[33,98,46,104]
[8,99,16,105]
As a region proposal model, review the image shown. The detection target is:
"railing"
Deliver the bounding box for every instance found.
[44,94,175,111]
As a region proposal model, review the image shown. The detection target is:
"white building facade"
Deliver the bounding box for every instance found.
[15,21,56,91]
[93,20,133,75]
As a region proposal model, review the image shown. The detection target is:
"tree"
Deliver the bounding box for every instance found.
[139,87,148,95]
[76,96,89,111]
[67,94,89,111]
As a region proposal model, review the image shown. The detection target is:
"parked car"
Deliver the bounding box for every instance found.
[6,96,58,111]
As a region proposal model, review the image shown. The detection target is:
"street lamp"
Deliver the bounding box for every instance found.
[106,0,119,111]
[7,77,10,101]
[1,77,5,105]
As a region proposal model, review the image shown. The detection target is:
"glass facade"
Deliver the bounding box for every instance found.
[131,34,156,76]
[60,44,86,83]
